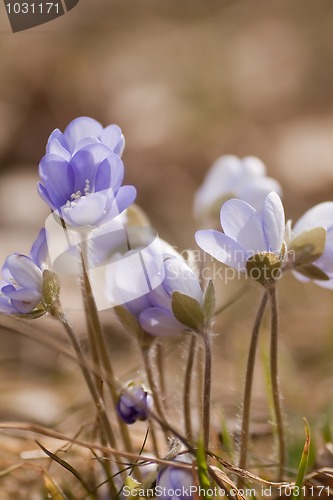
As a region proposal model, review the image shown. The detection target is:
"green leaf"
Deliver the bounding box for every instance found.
[290,227,326,267]
[36,441,92,495]
[296,264,329,281]
[42,270,60,309]
[203,281,215,327]
[196,440,213,500]
[292,419,310,500]
[113,305,154,348]
[171,292,204,332]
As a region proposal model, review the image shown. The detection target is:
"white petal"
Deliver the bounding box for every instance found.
[194,155,242,216]
[64,193,107,226]
[241,156,266,177]
[5,255,42,289]
[239,177,282,211]
[195,230,247,271]
[262,192,285,254]
[293,202,333,236]
[220,199,267,254]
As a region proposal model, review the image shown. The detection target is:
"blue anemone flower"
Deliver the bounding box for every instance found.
[38,142,136,227]
[0,229,48,314]
[117,383,152,424]
[46,116,125,158]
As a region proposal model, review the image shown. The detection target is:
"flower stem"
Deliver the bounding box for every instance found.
[79,245,136,459]
[203,329,212,450]
[51,307,119,496]
[142,347,170,443]
[269,282,285,481]
[184,334,197,440]
[238,291,268,475]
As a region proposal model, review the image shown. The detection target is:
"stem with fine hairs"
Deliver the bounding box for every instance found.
[238,291,268,475]
[269,282,285,481]
[202,329,212,450]
[183,334,197,440]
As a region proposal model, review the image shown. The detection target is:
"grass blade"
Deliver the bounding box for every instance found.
[292,419,310,500]
[36,440,93,497]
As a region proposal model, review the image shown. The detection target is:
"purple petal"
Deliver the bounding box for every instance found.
[63,192,108,226]
[37,183,56,210]
[2,285,41,301]
[0,296,15,313]
[47,139,71,161]
[63,117,103,153]
[112,185,137,215]
[46,129,69,153]
[72,137,101,155]
[100,124,125,155]
[125,294,152,317]
[39,154,74,208]
[195,230,247,271]
[29,229,48,269]
[162,258,203,304]
[262,192,285,254]
[70,144,112,192]
[95,154,124,192]
[5,254,42,289]
[139,307,185,336]
[11,296,41,314]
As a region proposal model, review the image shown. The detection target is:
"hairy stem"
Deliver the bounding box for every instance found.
[80,244,136,459]
[269,283,285,481]
[184,334,197,440]
[142,347,170,443]
[238,291,268,474]
[203,329,212,450]
[52,307,119,495]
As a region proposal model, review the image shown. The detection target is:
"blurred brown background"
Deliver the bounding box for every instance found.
[1,0,333,486]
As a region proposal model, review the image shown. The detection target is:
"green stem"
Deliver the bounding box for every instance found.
[51,307,119,497]
[238,291,268,474]
[79,245,136,460]
[142,347,170,443]
[269,282,285,481]
[183,334,197,440]
[203,329,212,450]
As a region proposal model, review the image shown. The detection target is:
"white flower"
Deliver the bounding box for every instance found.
[195,192,285,281]
[194,155,282,221]
[289,202,333,288]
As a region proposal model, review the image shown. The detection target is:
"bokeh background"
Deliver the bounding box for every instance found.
[1,0,333,495]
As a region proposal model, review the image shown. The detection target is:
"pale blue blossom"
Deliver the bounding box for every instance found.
[0,229,48,314]
[194,155,282,220]
[195,192,285,275]
[46,116,125,159]
[156,454,194,500]
[289,202,333,288]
